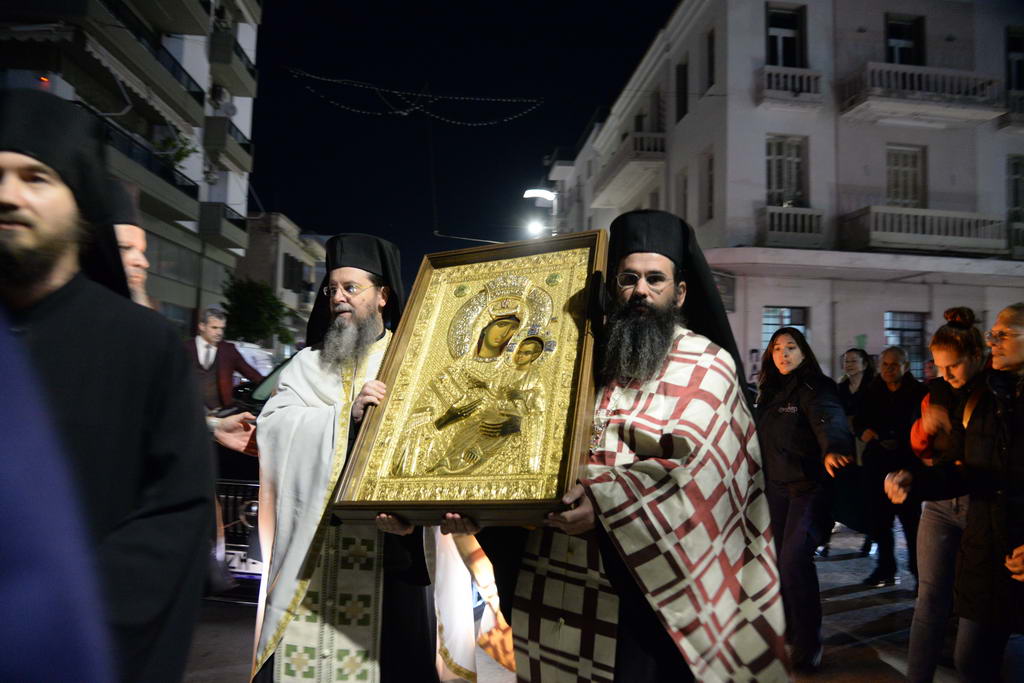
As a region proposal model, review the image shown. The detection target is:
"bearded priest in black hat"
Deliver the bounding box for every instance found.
[512,211,788,681]
[253,234,439,683]
[0,89,213,682]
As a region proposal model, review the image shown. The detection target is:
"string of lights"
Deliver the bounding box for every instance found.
[292,71,544,127]
[289,68,544,104]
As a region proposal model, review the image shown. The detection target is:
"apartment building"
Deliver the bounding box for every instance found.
[236,213,325,357]
[549,0,1024,377]
[0,0,262,336]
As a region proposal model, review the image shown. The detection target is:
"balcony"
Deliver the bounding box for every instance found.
[757,206,826,248]
[80,0,205,125]
[839,62,1005,127]
[999,91,1024,133]
[590,132,666,209]
[209,30,257,97]
[199,202,249,249]
[840,206,1007,256]
[757,66,823,110]
[133,0,210,35]
[102,118,199,222]
[203,116,253,172]
[229,0,263,24]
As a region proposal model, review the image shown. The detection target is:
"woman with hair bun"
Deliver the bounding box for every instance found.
[903,307,987,683]
[887,303,1024,682]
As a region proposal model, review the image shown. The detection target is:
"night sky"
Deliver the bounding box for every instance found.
[250,1,679,285]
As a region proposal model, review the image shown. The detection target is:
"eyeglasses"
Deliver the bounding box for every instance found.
[322,283,376,299]
[615,272,671,292]
[985,330,1023,345]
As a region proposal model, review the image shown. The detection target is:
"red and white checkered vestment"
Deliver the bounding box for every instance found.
[513,327,788,682]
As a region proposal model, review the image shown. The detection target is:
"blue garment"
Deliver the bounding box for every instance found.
[906,497,969,683]
[0,316,113,682]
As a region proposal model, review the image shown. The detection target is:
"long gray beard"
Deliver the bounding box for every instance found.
[600,298,680,385]
[319,313,379,373]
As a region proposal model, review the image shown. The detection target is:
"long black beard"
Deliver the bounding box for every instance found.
[319,313,379,372]
[0,225,79,289]
[600,297,680,385]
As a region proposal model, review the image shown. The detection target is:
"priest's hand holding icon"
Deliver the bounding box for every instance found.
[353,380,387,423]
[439,512,480,536]
[545,483,594,535]
[375,513,414,536]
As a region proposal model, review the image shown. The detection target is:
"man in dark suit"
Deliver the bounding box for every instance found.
[187,308,264,412]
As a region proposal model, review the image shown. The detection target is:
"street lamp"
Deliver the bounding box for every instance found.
[523,188,558,237]
[523,189,556,203]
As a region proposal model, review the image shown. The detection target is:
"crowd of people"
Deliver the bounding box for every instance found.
[2,87,1022,683]
[754,305,1024,681]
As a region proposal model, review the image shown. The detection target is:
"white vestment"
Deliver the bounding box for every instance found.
[252,333,390,680]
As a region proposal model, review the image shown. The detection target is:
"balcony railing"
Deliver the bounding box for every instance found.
[222,204,247,230]
[759,206,825,247]
[842,206,1006,255]
[841,62,1003,109]
[759,66,823,107]
[1011,222,1024,260]
[226,120,252,153]
[1000,90,1024,130]
[102,119,199,199]
[232,38,257,78]
[98,0,205,105]
[591,132,666,208]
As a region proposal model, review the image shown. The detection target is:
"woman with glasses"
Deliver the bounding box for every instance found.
[756,327,854,672]
[887,303,1024,682]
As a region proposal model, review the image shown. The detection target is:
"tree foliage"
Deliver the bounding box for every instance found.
[221,275,295,345]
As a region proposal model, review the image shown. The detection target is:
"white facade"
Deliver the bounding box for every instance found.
[550,0,1024,377]
[0,0,263,336]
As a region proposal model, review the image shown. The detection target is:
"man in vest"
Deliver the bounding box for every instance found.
[187,308,264,413]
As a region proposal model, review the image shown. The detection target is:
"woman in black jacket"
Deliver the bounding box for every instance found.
[756,327,854,672]
[887,303,1024,682]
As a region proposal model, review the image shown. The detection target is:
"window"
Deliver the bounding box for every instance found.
[677,171,689,222]
[282,254,305,292]
[705,29,716,92]
[701,153,714,223]
[159,301,194,339]
[675,60,689,121]
[649,88,665,133]
[586,159,593,179]
[886,15,925,66]
[202,259,228,294]
[1009,28,1024,92]
[633,112,646,133]
[886,144,926,208]
[1009,155,1024,222]
[761,307,808,349]
[648,190,660,210]
[766,135,807,207]
[767,6,806,68]
[149,233,199,286]
[884,311,927,378]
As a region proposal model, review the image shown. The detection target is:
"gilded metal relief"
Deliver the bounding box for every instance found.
[350,248,592,503]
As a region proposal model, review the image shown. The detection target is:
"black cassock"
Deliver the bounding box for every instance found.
[9,274,214,683]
